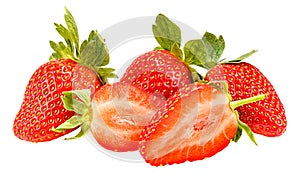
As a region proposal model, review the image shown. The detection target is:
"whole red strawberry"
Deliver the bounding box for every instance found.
[205,62,286,137]
[120,14,203,99]
[13,8,116,142]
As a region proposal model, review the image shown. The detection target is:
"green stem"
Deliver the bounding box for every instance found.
[230,94,266,110]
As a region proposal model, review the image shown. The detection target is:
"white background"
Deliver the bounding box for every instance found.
[0,0,298,175]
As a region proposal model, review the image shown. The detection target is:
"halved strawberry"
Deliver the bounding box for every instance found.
[139,82,265,166]
[54,83,164,152]
[91,83,165,151]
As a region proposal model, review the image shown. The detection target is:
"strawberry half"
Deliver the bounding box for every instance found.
[205,62,287,137]
[91,83,165,151]
[53,83,164,151]
[139,82,265,166]
[13,8,116,142]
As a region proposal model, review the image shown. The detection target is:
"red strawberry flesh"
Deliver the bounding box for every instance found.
[91,83,165,152]
[139,83,238,166]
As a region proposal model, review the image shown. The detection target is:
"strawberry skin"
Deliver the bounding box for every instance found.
[139,83,238,166]
[91,83,165,152]
[120,50,192,99]
[205,62,287,137]
[13,59,101,142]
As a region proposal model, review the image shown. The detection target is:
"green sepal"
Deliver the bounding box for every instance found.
[61,89,91,115]
[53,89,93,140]
[237,116,258,145]
[202,32,225,62]
[98,67,118,84]
[50,7,80,61]
[49,41,74,60]
[222,49,257,63]
[188,66,203,82]
[232,126,243,143]
[229,94,265,145]
[64,7,80,55]
[153,13,181,51]
[183,39,207,67]
[170,42,183,60]
[183,32,225,70]
[49,8,116,85]
[54,115,85,132]
[64,122,90,140]
[79,31,110,71]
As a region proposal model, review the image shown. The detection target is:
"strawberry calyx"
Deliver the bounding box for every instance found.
[53,89,92,140]
[209,81,265,145]
[229,94,266,145]
[152,14,260,81]
[152,14,203,82]
[183,32,258,71]
[49,7,117,84]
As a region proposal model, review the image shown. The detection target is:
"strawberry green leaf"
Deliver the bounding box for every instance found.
[50,7,81,61]
[184,32,225,70]
[98,67,118,78]
[223,49,257,63]
[79,30,110,70]
[183,39,207,66]
[202,32,225,61]
[188,66,203,82]
[65,122,90,140]
[72,89,91,105]
[153,13,181,51]
[232,126,243,143]
[79,40,88,54]
[61,89,91,115]
[54,89,93,140]
[49,7,116,85]
[98,68,118,85]
[49,41,73,60]
[54,115,84,132]
[64,7,80,56]
[170,42,183,60]
[238,119,258,145]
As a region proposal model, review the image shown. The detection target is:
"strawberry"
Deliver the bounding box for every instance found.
[13,8,116,142]
[120,14,203,100]
[205,62,287,137]
[139,82,265,166]
[180,30,286,137]
[53,83,164,151]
